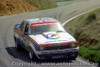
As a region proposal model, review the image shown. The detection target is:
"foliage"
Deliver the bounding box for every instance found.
[86,13,96,24]
[79,46,100,62]
[66,8,100,63]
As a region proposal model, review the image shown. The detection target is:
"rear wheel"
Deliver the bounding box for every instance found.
[14,37,21,50]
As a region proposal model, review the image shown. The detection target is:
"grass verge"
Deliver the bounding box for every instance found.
[54,0,72,2]
[65,8,100,63]
[0,15,3,16]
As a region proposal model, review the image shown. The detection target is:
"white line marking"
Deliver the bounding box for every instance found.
[76,58,97,67]
[62,7,100,26]
[76,58,88,64]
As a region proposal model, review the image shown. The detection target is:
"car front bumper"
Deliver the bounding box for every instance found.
[35,47,79,59]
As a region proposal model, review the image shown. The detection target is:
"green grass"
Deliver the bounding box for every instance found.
[66,8,100,63]
[64,0,72,1]
[79,46,100,62]
[25,0,57,10]
[54,0,72,2]
[0,15,3,16]
[40,4,58,10]
[66,8,100,40]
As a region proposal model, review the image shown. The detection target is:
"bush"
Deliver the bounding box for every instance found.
[86,13,96,24]
[89,45,100,50]
[79,46,100,62]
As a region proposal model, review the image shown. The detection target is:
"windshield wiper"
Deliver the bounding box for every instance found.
[56,30,64,33]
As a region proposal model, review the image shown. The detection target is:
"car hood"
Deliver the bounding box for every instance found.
[29,32,76,45]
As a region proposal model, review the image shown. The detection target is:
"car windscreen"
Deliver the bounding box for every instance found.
[29,23,65,35]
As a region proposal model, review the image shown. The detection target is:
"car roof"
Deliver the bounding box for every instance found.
[23,18,58,24]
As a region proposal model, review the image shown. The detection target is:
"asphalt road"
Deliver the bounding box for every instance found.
[0,0,100,67]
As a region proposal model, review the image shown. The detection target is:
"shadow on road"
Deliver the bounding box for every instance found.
[6,47,31,62]
[6,47,73,63]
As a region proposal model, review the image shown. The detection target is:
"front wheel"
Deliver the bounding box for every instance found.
[69,51,78,60]
[29,47,37,60]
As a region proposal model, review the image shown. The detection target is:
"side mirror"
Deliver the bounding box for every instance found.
[24,32,28,35]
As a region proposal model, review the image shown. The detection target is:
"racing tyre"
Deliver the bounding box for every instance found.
[15,40,21,50]
[70,55,77,60]
[14,37,21,50]
[29,47,37,60]
[69,52,78,60]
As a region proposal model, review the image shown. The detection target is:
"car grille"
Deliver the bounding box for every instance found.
[44,43,71,50]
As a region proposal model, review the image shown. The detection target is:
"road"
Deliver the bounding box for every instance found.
[0,0,100,67]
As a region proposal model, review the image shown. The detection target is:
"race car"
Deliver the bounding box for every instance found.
[13,18,79,60]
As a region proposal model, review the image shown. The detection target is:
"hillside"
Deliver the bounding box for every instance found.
[54,0,72,2]
[0,0,57,15]
[66,8,100,63]
[25,0,57,10]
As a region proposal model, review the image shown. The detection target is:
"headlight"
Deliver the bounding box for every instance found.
[39,46,45,51]
[71,43,77,48]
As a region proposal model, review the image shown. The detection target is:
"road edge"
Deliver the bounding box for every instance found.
[62,7,100,26]
[62,7,100,67]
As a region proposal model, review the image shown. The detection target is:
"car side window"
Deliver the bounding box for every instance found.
[19,22,26,32]
[24,23,29,34]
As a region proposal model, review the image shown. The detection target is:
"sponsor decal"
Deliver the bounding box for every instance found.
[46,33,60,39]
[30,21,58,27]
[45,40,67,43]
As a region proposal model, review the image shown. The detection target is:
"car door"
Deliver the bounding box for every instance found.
[19,22,26,47]
[23,23,29,49]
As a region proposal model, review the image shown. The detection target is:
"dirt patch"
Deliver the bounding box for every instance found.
[0,0,57,15]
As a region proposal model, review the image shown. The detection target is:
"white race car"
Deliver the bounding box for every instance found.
[14,18,79,60]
